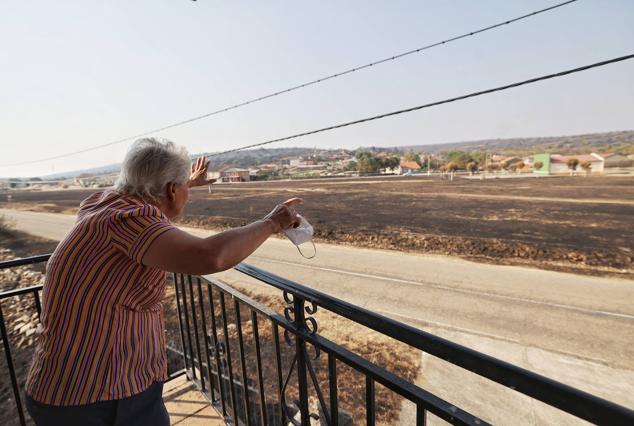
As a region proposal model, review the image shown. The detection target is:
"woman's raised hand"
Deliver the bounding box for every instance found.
[188,156,216,187]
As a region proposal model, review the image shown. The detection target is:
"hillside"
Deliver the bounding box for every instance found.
[199,146,333,170]
[36,147,322,180]
[32,130,634,179]
[392,130,634,156]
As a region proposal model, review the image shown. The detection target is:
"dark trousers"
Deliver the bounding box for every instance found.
[25,382,169,426]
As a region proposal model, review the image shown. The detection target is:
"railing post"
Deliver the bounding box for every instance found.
[173,273,191,373]
[207,286,228,417]
[294,295,311,426]
[0,303,27,426]
[187,275,205,391]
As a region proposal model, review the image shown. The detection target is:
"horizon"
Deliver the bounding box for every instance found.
[3,128,632,180]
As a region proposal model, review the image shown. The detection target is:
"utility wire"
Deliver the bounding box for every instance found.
[2,0,579,168]
[205,53,634,158]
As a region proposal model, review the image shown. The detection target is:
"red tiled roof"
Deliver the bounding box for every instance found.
[400,161,421,169]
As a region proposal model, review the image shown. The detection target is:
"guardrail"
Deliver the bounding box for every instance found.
[2,255,634,425]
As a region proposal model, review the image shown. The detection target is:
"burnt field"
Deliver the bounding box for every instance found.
[2,175,634,277]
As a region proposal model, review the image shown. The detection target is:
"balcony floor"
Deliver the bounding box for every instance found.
[163,376,225,425]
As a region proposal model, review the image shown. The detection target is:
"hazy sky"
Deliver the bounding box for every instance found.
[2,0,633,177]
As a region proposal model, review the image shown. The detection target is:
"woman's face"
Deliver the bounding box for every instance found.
[161,182,189,220]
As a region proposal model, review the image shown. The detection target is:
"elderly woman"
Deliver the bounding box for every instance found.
[25,138,301,425]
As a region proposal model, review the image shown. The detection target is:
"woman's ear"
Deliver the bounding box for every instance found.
[166,182,177,202]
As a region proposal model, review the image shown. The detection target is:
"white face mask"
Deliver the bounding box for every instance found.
[283,215,316,259]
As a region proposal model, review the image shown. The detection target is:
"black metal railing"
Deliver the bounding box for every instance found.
[0,255,185,426]
[174,264,634,426]
[2,255,634,425]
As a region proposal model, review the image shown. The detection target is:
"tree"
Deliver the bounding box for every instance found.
[444,162,459,181]
[344,160,358,172]
[514,161,526,173]
[534,161,544,171]
[566,158,580,175]
[466,162,478,175]
[500,161,510,171]
[355,152,380,174]
[380,156,400,171]
[446,151,484,169]
[580,161,592,176]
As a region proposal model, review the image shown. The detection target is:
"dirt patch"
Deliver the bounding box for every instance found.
[2,175,634,277]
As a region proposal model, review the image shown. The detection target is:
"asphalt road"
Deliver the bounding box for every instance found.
[2,208,633,424]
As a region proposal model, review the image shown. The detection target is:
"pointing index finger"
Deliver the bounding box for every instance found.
[282,197,303,207]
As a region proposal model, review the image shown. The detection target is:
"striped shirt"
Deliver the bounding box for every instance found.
[26,190,176,406]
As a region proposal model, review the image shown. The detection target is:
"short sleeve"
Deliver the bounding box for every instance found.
[109,205,176,265]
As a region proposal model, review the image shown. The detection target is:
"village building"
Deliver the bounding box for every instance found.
[532,153,604,175]
[397,160,421,175]
[256,163,279,171]
[220,167,250,183]
[602,153,633,168]
[206,171,221,181]
[499,156,523,167]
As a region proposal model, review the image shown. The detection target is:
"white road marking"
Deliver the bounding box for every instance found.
[252,257,634,321]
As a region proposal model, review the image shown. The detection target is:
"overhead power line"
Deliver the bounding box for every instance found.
[2,0,579,168]
[205,53,634,158]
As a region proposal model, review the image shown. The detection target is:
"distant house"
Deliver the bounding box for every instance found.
[397,161,421,175]
[207,171,221,181]
[500,156,523,167]
[602,153,633,168]
[9,180,29,189]
[256,163,279,171]
[551,154,604,174]
[532,153,551,175]
[221,168,250,183]
[533,153,604,175]
[490,154,507,162]
[489,155,524,169]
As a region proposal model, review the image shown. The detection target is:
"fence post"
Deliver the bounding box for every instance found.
[0,303,26,426]
[294,295,311,426]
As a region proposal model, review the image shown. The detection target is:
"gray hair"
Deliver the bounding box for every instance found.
[115,138,191,201]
